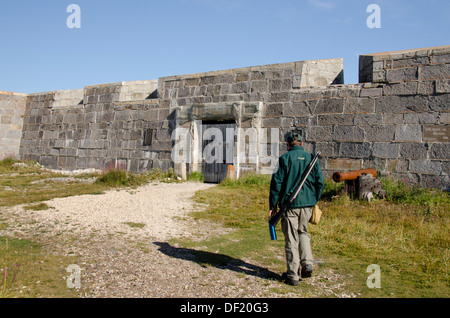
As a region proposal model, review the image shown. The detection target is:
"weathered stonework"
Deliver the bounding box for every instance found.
[0,46,448,189]
[0,91,27,160]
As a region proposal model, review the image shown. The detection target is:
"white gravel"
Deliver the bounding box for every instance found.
[40,181,217,241]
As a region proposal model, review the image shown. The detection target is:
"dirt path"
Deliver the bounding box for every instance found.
[0,182,356,298]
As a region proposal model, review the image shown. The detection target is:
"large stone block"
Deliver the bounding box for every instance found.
[375,95,427,113]
[232,82,251,94]
[392,56,430,68]
[365,125,396,142]
[428,94,450,112]
[395,125,422,142]
[265,103,284,117]
[307,126,332,141]
[399,143,428,159]
[284,101,310,116]
[334,126,365,141]
[40,156,58,169]
[291,89,324,101]
[420,174,449,191]
[386,67,418,82]
[359,87,382,97]
[354,113,383,126]
[403,112,439,124]
[420,64,450,80]
[268,92,290,103]
[387,159,409,173]
[383,82,418,96]
[383,113,404,125]
[372,142,399,158]
[428,143,450,159]
[318,114,354,125]
[262,117,282,127]
[410,160,442,175]
[314,142,339,157]
[344,97,374,114]
[269,79,293,92]
[314,98,344,114]
[184,78,200,87]
[79,139,106,149]
[326,158,363,171]
[418,81,436,95]
[435,79,450,93]
[432,53,450,64]
[250,80,268,93]
[339,142,371,158]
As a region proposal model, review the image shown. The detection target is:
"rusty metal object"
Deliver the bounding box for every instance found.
[356,174,386,201]
[332,168,378,183]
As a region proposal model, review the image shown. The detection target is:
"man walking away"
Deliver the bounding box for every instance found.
[269,133,324,286]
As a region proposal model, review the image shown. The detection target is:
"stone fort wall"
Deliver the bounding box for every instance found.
[0,91,27,161]
[0,45,448,189]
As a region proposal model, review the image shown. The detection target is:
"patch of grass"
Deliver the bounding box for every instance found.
[95,168,148,187]
[192,176,269,229]
[186,174,449,298]
[219,173,271,189]
[321,177,345,201]
[0,158,44,175]
[314,192,449,297]
[382,176,449,206]
[0,160,112,208]
[0,157,16,167]
[0,164,188,208]
[122,222,146,229]
[136,242,151,253]
[0,180,111,208]
[0,237,80,298]
[187,171,205,183]
[24,203,53,211]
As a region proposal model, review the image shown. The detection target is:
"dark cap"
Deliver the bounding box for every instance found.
[287,132,302,143]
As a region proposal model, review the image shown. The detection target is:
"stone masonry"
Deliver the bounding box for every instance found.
[0,45,448,190]
[0,91,27,160]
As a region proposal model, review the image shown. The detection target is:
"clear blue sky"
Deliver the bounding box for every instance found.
[0,0,449,93]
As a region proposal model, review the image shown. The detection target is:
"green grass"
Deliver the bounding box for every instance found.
[0,158,109,208]
[95,168,147,187]
[122,222,146,229]
[1,237,79,298]
[381,176,449,206]
[183,174,449,298]
[23,203,53,211]
[187,171,205,183]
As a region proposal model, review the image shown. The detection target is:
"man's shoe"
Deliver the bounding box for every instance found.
[285,278,299,286]
[301,264,313,278]
[281,273,299,286]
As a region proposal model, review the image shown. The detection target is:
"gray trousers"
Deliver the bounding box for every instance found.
[281,207,314,280]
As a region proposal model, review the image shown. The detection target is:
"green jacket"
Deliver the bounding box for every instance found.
[269,145,325,211]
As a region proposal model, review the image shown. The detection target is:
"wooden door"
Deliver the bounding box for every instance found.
[202,122,235,183]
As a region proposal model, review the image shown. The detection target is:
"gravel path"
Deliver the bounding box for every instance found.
[0,181,357,298]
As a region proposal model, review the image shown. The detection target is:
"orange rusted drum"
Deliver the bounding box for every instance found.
[332,168,377,182]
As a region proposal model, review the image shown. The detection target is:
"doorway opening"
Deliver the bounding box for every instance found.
[201,120,236,183]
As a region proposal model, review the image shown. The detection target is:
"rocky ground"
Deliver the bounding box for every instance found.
[0,182,357,298]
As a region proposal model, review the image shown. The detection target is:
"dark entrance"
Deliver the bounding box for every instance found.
[202,121,236,183]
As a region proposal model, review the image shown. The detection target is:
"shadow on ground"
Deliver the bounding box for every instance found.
[153,242,281,281]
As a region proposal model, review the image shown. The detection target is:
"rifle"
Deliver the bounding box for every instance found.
[269,151,321,240]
